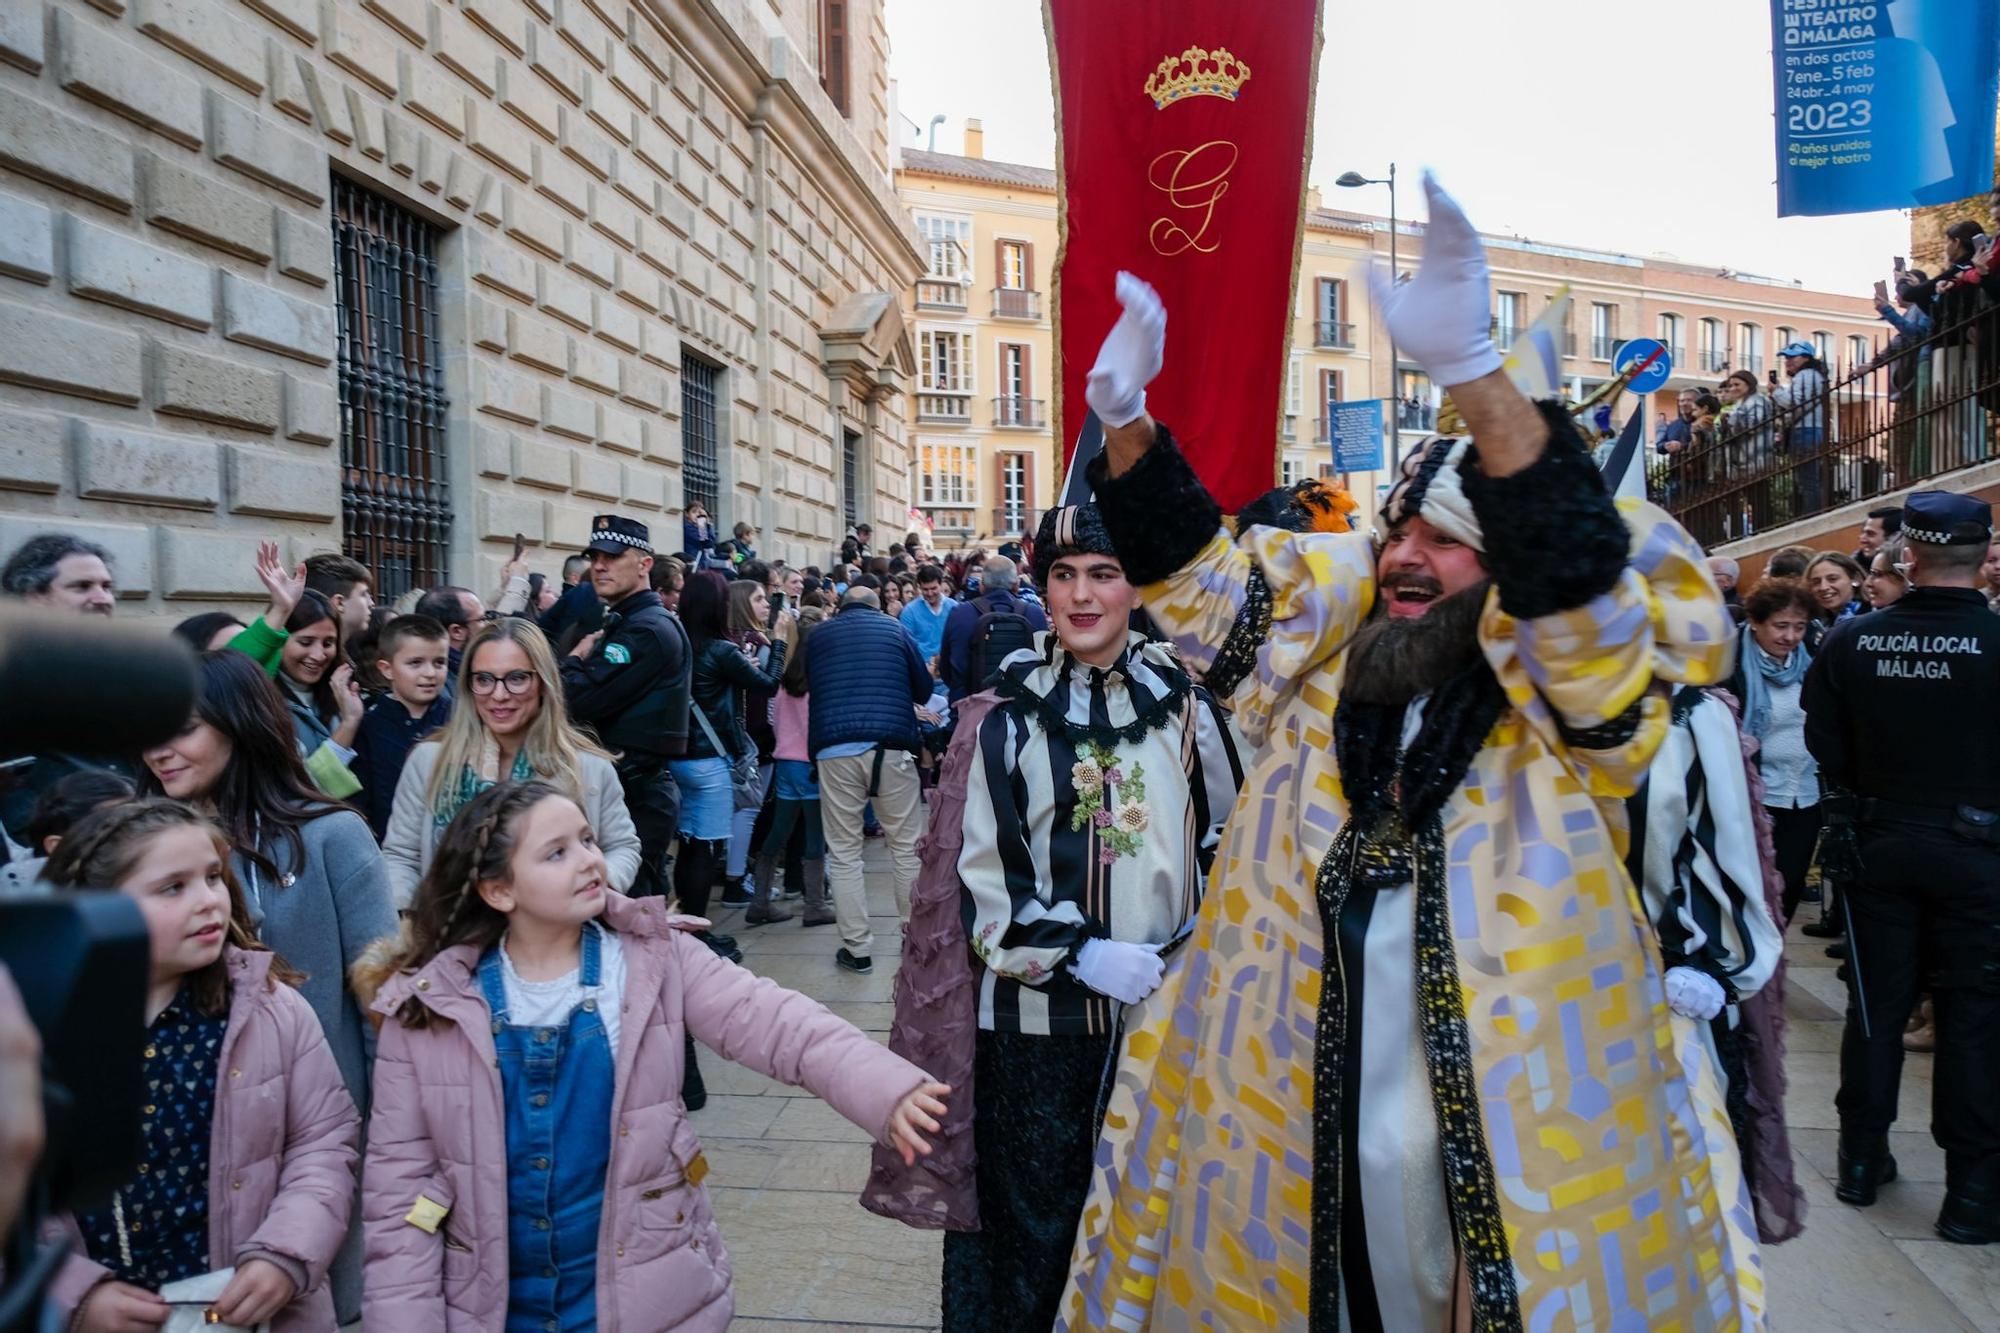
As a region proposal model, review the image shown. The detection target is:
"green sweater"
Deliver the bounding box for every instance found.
[222,619,361,798]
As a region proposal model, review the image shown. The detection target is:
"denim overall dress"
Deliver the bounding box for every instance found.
[478,924,615,1332]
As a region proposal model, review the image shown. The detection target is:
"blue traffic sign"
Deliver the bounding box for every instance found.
[1612,338,1673,395]
[1326,399,1386,473]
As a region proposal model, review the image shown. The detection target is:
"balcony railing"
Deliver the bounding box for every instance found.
[1591,335,1619,361]
[1492,322,1521,348]
[1699,349,1731,373]
[1661,301,1990,548]
[992,287,1040,320]
[1398,401,1436,432]
[992,505,1038,537]
[1282,414,1298,441]
[991,396,1046,429]
[1663,344,1686,368]
[1314,319,1355,348]
[1739,354,1764,377]
[921,506,976,536]
[916,279,967,311]
[917,391,971,423]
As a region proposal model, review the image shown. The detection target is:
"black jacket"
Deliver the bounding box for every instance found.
[558,589,692,759]
[684,636,786,761]
[1803,586,2000,810]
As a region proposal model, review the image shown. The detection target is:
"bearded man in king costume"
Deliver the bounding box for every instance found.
[1058,175,1766,1331]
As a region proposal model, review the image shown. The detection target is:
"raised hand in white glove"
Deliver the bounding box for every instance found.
[1069,937,1166,1005]
[1368,171,1504,389]
[1663,966,1726,1021]
[1084,272,1166,428]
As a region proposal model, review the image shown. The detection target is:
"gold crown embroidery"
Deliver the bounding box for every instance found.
[1143,45,1251,109]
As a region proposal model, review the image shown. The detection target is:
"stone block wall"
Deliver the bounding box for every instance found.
[0,0,922,616]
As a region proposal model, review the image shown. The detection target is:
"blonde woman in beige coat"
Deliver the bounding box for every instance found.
[381,620,641,909]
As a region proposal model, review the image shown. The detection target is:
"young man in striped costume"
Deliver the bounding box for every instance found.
[941,502,1242,1330]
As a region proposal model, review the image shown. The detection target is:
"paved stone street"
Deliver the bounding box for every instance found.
[698,850,2000,1332]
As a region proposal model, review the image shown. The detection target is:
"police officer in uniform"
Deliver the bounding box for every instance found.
[1804,490,2000,1242]
[558,517,700,916]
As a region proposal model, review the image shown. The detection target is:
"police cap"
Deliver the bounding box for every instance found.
[584,514,652,556]
[1900,491,1992,547]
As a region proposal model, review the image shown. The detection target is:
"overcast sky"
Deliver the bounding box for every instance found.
[883,0,1916,296]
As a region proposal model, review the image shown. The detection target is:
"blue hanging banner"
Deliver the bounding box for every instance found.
[1770,0,2000,218]
[1327,399,1386,474]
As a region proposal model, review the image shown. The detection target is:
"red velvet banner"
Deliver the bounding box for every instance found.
[1047,0,1323,513]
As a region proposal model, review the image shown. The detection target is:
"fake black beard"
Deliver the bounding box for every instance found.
[1341,579,1494,709]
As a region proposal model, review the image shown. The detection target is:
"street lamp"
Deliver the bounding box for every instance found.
[1336,164,1401,452]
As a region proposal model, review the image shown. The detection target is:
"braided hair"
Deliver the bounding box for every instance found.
[43,797,291,1015]
[378,780,563,1028]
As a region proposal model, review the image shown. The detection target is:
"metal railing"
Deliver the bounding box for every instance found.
[1315,319,1355,348]
[991,396,1046,428]
[1591,335,1620,361]
[917,391,971,422]
[916,279,967,311]
[991,505,1037,536]
[1397,401,1436,432]
[1699,349,1731,373]
[1739,353,1765,377]
[1660,304,1988,548]
[1492,322,1521,348]
[992,287,1040,319]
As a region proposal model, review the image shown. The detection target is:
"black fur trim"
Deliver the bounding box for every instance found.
[1556,696,1647,751]
[1389,436,1456,525]
[1460,401,1628,620]
[1086,424,1223,587]
[1202,567,1273,699]
[991,654,1193,748]
[1334,663,1509,829]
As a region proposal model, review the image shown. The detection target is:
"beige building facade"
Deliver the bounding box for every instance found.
[0,0,922,615]
[892,139,1882,536]
[894,131,1057,547]
[1294,191,1884,526]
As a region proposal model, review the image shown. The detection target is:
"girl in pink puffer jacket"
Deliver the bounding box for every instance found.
[42,799,361,1333]
[356,780,949,1332]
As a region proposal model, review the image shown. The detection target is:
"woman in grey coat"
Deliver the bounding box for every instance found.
[139,648,397,1321]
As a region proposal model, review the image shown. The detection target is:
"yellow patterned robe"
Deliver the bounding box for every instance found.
[1061,499,1765,1331]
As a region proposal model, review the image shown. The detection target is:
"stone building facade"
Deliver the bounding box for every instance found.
[0,0,921,615]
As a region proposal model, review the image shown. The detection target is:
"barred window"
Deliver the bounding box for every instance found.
[681,354,720,516]
[842,429,860,530]
[332,178,450,600]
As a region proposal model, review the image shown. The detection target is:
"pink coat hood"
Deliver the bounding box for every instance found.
[50,947,361,1332]
[362,891,933,1332]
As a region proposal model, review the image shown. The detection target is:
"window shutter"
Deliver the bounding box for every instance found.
[1022,242,1035,291]
[994,238,1006,290]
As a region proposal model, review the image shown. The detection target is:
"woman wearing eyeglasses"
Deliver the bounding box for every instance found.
[382,619,642,909]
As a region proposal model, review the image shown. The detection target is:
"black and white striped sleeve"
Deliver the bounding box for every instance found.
[957,705,1097,983]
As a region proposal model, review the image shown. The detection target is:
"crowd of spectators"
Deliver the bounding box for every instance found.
[1654,187,2000,539]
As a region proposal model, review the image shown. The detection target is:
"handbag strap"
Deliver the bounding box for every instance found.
[689,699,736,760]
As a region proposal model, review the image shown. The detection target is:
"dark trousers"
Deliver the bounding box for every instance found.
[1837,826,2000,1180]
[942,1029,1115,1332]
[614,757,680,899]
[1767,804,1822,923]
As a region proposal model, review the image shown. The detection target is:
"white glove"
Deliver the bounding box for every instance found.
[1368,171,1504,389]
[1069,937,1165,1005]
[1664,966,1726,1021]
[1084,272,1166,428]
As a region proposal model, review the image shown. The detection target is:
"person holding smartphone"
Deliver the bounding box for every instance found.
[682,504,717,569]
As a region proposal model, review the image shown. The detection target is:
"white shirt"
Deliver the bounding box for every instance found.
[497,924,626,1057]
